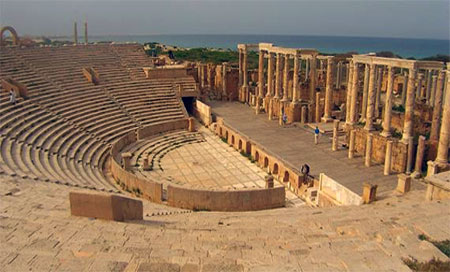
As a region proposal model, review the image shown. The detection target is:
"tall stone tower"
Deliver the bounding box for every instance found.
[73,21,78,45]
[84,21,88,44]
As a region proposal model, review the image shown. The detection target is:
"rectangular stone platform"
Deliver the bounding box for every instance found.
[69,191,143,221]
[209,101,406,196]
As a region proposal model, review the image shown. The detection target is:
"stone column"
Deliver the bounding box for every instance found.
[381,66,394,137]
[416,73,424,99]
[360,64,370,122]
[345,64,354,125]
[365,133,373,167]
[425,71,432,103]
[401,71,408,106]
[243,49,248,88]
[84,21,88,44]
[309,56,317,102]
[384,140,393,175]
[282,54,289,101]
[430,71,445,142]
[335,62,341,89]
[305,59,310,80]
[364,64,376,131]
[349,62,359,125]
[348,129,356,159]
[315,92,321,123]
[332,120,339,151]
[401,68,417,143]
[258,50,265,99]
[374,67,383,118]
[238,49,243,87]
[322,57,334,122]
[435,71,450,166]
[275,53,282,99]
[406,138,414,174]
[73,21,78,45]
[292,55,299,103]
[412,135,426,178]
[429,74,437,107]
[266,53,274,98]
[301,106,307,124]
[222,63,228,99]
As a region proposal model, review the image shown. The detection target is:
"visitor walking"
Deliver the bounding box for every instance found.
[314,126,320,145]
[282,112,287,125]
[9,90,16,106]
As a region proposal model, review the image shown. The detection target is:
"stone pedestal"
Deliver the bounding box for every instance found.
[188,117,195,132]
[142,157,150,171]
[362,183,377,204]
[348,129,356,159]
[365,133,373,167]
[121,152,132,171]
[396,174,411,194]
[384,140,393,175]
[265,175,274,189]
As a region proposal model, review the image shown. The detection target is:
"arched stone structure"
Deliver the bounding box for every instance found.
[0,26,19,46]
[264,157,269,168]
[283,171,290,182]
[238,139,243,150]
[231,135,235,145]
[273,163,279,175]
[255,151,260,162]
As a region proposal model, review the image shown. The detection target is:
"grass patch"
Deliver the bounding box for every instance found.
[418,234,450,257]
[403,257,450,271]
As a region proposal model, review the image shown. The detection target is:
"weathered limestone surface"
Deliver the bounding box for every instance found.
[0,176,448,271]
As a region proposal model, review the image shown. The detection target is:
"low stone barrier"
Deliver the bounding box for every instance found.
[110,119,189,203]
[69,191,143,221]
[318,173,363,206]
[167,185,285,211]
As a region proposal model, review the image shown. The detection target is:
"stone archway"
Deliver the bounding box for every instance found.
[0,26,19,46]
[238,139,242,150]
[283,171,290,182]
[264,157,269,168]
[273,163,279,175]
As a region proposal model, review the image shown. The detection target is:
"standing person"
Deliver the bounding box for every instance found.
[314,126,320,145]
[9,90,16,106]
[282,111,287,125]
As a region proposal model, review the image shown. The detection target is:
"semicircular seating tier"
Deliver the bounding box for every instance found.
[0,44,194,193]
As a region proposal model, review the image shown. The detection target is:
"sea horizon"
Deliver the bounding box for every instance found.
[52,34,450,59]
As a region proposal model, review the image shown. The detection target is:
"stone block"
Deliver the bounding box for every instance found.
[362,183,377,204]
[396,174,411,194]
[69,191,143,221]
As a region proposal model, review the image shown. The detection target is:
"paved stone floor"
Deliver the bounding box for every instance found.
[209,101,413,196]
[140,127,304,206]
[153,127,272,190]
[1,175,449,271]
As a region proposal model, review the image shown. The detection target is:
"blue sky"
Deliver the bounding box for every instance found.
[1,0,449,40]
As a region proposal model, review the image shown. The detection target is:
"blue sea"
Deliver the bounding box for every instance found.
[68,34,449,59]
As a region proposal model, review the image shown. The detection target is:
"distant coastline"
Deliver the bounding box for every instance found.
[51,34,449,59]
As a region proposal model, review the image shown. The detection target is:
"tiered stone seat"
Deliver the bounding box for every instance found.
[0,44,191,194]
[110,44,154,80]
[104,79,189,126]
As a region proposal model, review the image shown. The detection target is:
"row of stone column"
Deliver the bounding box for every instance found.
[238,48,318,105]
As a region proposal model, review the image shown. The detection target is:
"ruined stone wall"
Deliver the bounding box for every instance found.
[353,127,407,172]
[167,185,285,211]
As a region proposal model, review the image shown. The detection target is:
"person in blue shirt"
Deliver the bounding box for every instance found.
[314,126,320,145]
[282,112,287,125]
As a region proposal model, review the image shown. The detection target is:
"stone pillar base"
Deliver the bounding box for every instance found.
[286,102,301,123]
[362,183,377,204]
[397,174,411,194]
[321,117,333,123]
